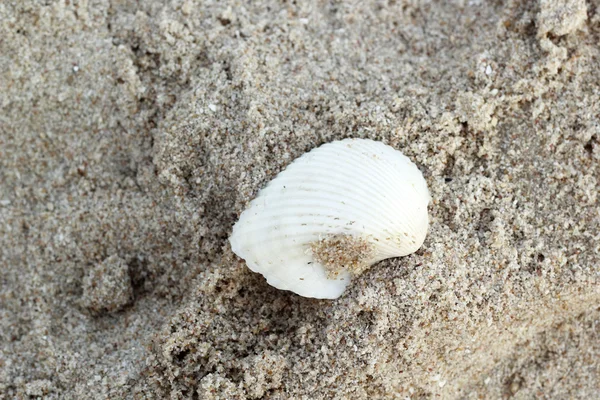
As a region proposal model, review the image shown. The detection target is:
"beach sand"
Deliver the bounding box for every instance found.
[1,0,598,398]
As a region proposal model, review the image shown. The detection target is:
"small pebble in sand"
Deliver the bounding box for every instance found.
[229,138,430,299]
[81,255,133,313]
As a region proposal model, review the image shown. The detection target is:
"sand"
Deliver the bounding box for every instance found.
[1,0,598,398]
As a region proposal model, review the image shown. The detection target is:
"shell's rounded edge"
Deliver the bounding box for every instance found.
[229,231,349,299]
[263,265,350,299]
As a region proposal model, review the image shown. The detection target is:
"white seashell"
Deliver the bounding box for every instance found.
[229,138,430,299]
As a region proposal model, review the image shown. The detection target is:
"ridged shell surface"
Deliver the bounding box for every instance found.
[229,138,430,299]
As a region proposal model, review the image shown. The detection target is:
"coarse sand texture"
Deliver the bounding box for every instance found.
[1,0,599,399]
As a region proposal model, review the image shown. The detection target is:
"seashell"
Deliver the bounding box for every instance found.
[229,138,430,299]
